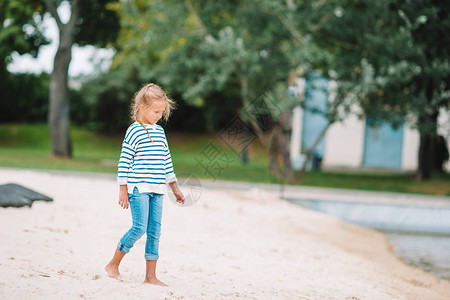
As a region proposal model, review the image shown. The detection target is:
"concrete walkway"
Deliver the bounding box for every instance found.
[198,177,450,208]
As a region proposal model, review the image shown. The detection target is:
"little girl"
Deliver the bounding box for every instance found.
[105,83,185,286]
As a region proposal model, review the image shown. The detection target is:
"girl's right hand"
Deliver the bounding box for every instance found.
[119,186,129,209]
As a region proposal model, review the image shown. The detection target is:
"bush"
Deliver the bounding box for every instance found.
[0,72,50,122]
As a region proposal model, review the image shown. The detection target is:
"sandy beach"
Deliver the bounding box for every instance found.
[0,168,449,300]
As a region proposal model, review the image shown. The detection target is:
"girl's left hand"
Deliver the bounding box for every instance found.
[173,190,185,204]
[169,181,185,205]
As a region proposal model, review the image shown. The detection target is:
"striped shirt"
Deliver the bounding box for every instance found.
[117,122,177,194]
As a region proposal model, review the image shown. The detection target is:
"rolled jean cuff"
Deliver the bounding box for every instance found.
[145,254,159,260]
[117,242,131,254]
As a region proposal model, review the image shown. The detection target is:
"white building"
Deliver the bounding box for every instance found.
[289,74,450,172]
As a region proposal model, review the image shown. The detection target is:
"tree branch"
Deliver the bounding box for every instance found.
[67,0,80,30]
[261,8,304,47]
[185,0,206,36]
[312,11,334,32]
[276,12,303,46]
[239,74,270,148]
[314,31,359,50]
[43,0,63,30]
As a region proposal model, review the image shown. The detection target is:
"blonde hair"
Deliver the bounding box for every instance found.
[131,83,176,142]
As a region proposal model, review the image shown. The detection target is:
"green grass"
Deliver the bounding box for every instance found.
[1,123,449,196]
[0,124,122,173]
[300,171,450,195]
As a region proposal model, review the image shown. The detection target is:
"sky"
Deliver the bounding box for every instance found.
[7,2,115,77]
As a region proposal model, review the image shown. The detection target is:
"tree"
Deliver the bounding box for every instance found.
[110,0,448,183]
[111,0,309,180]
[163,1,355,182]
[4,0,120,157]
[0,72,50,122]
[43,0,80,157]
[0,0,49,120]
[312,0,450,180]
[0,0,48,72]
[44,0,120,157]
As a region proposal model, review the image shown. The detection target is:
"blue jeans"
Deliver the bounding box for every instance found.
[117,187,164,260]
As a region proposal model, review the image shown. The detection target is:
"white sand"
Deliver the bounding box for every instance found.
[0,169,449,300]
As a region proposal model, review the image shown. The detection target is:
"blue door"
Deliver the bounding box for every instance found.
[363,119,403,169]
[301,72,329,158]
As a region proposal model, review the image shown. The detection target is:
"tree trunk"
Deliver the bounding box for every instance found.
[269,120,294,180]
[416,112,438,181]
[239,75,294,179]
[296,122,330,183]
[45,0,79,158]
[279,111,293,180]
[48,28,72,157]
[417,133,435,180]
[415,79,438,180]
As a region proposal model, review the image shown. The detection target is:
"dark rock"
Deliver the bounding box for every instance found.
[0,183,53,208]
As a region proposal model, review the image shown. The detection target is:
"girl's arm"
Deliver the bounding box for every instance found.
[117,141,136,185]
[117,125,139,186]
[163,130,184,204]
[169,181,184,204]
[118,185,129,209]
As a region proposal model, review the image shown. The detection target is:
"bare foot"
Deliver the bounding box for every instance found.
[105,264,120,279]
[143,276,168,286]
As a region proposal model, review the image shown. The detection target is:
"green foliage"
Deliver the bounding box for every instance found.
[0,0,48,70]
[0,72,50,122]
[53,0,448,179]
[74,0,120,47]
[77,63,141,133]
[105,0,313,133]
[312,0,450,132]
[0,0,121,128]
[305,0,450,179]
[69,86,90,126]
[0,0,119,71]
[0,72,87,124]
